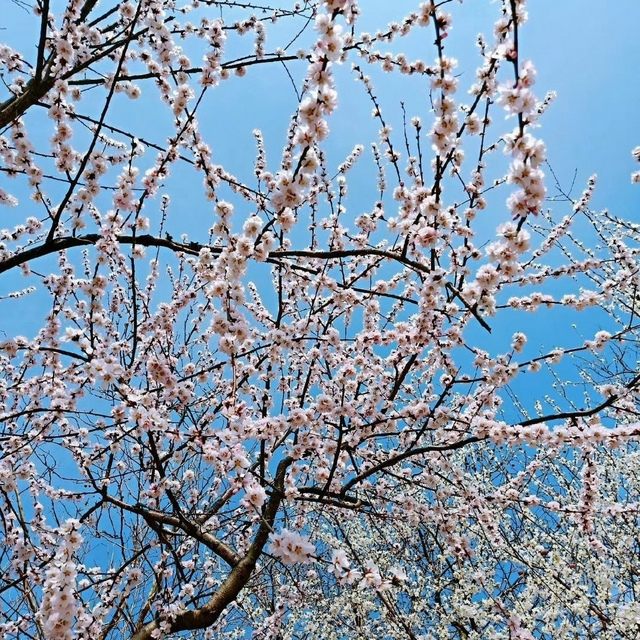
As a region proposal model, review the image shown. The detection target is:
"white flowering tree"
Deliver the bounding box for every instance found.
[1,1,639,640]
[250,438,640,640]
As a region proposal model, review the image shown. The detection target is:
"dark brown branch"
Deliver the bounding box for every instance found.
[517,373,640,428]
[79,0,100,22]
[339,436,481,498]
[0,73,56,130]
[0,234,201,275]
[0,234,436,277]
[129,456,292,640]
[34,0,50,83]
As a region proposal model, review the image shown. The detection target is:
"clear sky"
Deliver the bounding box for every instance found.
[1,5,639,634]
[1,0,638,222]
[1,0,639,370]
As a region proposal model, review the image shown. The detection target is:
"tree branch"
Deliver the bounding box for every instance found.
[129,457,292,640]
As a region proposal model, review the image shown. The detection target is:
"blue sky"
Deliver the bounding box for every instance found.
[525,0,640,211]
[1,4,639,630]
[1,0,637,236]
[1,0,638,384]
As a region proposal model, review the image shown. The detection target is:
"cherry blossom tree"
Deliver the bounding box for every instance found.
[1,1,639,640]
[255,434,640,640]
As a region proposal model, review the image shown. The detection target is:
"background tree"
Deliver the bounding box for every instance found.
[258,432,640,640]
[1,1,639,639]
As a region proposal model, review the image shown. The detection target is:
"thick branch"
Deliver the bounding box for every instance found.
[517,372,640,428]
[102,494,240,568]
[339,437,481,498]
[129,457,292,640]
[0,75,56,130]
[0,234,200,275]
[0,234,433,276]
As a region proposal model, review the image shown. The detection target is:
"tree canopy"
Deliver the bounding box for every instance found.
[1,1,639,639]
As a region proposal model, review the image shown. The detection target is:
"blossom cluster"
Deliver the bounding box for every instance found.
[499,62,547,218]
[36,520,83,640]
[268,529,316,566]
[0,1,639,640]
